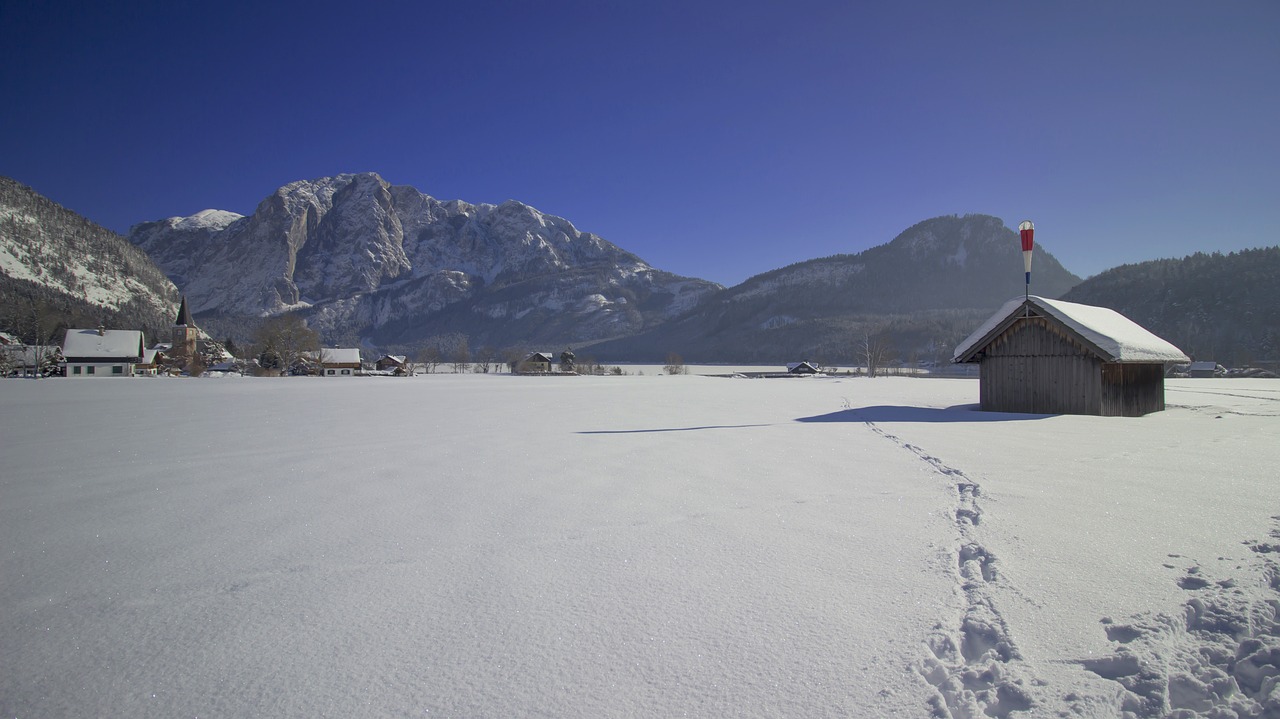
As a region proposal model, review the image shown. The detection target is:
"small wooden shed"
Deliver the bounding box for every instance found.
[953,296,1189,416]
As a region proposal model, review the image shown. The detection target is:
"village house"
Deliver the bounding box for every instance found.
[515,352,554,374]
[134,347,163,376]
[1188,361,1220,378]
[786,361,821,375]
[953,296,1189,416]
[62,327,147,378]
[375,355,408,373]
[314,348,362,376]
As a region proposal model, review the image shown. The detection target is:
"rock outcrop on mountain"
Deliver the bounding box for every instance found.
[0,176,180,342]
[130,173,721,349]
[582,215,1082,363]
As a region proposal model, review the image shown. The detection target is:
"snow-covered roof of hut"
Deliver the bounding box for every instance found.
[62,329,146,359]
[953,296,1189,364]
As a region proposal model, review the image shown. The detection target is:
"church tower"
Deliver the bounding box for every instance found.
[171,296,199,365]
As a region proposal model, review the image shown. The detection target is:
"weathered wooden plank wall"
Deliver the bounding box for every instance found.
[979,317,1102,415]
[1101,363,1166,416]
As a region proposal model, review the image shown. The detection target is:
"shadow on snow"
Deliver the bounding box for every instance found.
[579,424,773,435]
[796,405,1057,424]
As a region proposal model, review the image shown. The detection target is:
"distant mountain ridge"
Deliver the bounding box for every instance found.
[1062,247,1280,366]
[24,172,1267,368]
[130,173,721,349]
[0,176,180,342]
[582,214,1082,363]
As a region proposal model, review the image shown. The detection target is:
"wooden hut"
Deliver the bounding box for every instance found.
[953,296,1189,416]
[786,361,821,375]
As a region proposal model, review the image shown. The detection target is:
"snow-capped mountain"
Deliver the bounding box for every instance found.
[130,173,721,348]
[0,176,180,339]
[584,214,1083,363]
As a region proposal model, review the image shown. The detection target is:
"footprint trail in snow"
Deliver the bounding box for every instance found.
[847,402,1037,718]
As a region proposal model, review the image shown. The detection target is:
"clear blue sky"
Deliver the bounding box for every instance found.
[2,1,1276,286]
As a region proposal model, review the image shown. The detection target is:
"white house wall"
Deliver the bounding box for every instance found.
[66,362,135,378]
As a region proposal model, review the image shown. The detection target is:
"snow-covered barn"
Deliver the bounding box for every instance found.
[62,328,146,378]
[953,296,1189,416]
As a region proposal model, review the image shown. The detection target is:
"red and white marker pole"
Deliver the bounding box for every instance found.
[1018,220,1034,300]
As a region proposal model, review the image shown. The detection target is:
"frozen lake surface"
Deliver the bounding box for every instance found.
[3,375,1277,717]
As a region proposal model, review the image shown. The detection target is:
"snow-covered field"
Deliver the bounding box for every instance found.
[2,375,1277,718]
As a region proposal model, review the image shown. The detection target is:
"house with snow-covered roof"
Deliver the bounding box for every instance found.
[135,347,162,376]
[515,352,554,374]
[375,355,408,373]
[953,296,1189,416]
[62,327,146,378]
[310,348,362,376]
[1188,361,1220,378]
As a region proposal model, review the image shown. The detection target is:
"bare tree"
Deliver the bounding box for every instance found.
[252,313,319,376]
[449,335,470,374]
[187,354,207,377]
[0,347,14,377]
[7,297,62,378]
[663,352,687,375]
[474,345,498,373]
[416,343,442,374]
[312,347,331,376]
[858,329,892,378]
[502,347,526,374]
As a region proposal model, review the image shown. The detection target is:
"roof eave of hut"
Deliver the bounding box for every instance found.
[953,296,1190,365]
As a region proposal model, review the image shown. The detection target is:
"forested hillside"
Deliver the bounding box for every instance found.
[1062,247,1280,366]
[583,215,1080,364]
[0,177,179,345]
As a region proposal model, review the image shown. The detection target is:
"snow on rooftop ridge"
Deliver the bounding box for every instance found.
[953,296,1189,363]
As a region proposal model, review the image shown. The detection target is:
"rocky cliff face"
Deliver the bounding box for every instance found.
[130,173,722,348]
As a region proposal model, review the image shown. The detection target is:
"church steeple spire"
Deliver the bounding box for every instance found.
[171,296,199,366]
[175,296,194,326]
